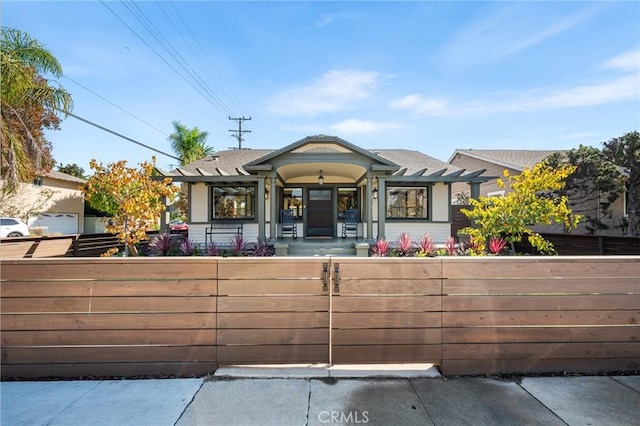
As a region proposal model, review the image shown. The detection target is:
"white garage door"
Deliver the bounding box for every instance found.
[32,213,78,235]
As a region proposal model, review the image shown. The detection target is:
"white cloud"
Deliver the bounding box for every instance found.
[267,69,383,117]
[329,119,403,134]
[391,75,639,118]
[602,48,640,71]
[438,5,594,69]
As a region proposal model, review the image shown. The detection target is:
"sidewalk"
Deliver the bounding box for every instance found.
[2,365,639,425]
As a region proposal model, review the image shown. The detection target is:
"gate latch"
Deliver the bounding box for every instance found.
[322,262,328,292]
[333,263,340,293]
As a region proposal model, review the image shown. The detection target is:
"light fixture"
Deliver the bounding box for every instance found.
[264,188,269,199]
[372,177,379,199]
[318,170,324,185]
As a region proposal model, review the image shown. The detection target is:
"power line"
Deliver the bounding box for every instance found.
[122,0,234,116]
[62,75,169,137]
[100,0,232,117]
[167,0,247,114]
[64,111,180,161]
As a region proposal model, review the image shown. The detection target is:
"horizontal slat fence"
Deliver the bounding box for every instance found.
[514,233,640,255]
[331,258,442,364]
[440,257,640,375]
[216,258,329,364]
[1,258,217,378]
[2,256,638,378]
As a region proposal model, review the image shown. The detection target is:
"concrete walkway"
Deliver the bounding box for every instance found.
[2,366,639,425]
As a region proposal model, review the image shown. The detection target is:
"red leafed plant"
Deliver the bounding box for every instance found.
[416,234,436,256]
[488,237,507,255]
[395,232,415,257]
[444,237,457,256]
[371,238,390,257]
[149,233,177,256]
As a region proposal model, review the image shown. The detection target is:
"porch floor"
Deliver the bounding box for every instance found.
[279,238,366,257]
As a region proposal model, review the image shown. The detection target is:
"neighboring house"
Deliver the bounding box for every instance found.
[160,135,491,244]
[448,149,628,236]
[1,170,86,235]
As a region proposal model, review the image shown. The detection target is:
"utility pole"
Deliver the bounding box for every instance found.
[228,116,251,149]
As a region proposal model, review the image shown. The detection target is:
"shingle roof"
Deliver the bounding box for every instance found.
[167,148,462,177]
[47,170,86,183]
[172,149,273,176]
[450,149,560,171]
[374,149,461,176]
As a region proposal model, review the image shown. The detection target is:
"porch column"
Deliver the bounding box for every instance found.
[160,195,170,233]
[469,182,481,200]
[366,176,373,240]
[270,176,278,239]
[257,178,265,239]
[377,176,386,240]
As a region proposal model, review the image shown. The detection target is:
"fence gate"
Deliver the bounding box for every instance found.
[329,258,443,364]
[216,257,443,366]
[216,258,330,364]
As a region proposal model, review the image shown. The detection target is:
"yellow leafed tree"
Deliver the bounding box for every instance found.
[461,163,582,254]
[82,157,179,256]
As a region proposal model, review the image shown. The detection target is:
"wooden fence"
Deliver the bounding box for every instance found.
[514,233,640,255]
[1,257,638,378]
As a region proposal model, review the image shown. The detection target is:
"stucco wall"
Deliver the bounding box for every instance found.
[3,178,84,233]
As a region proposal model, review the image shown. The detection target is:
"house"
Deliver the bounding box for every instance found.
[1,170,85,235]
[448,149,628,235]
[160,135,491,244]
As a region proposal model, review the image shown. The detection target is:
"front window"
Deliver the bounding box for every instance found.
[282,188,303,219]
[338,188,358,220]
[387,187,428,219]
[212,186,255,220]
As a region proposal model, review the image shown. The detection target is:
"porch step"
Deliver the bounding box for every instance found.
[286,239,360,257]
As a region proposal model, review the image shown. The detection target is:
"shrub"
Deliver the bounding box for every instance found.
[488,236,508,255]
[180,238,199,256]
[416,234,436,257]
[371,238,390,257]
[229,234,249,256]
[206,241,221,256]
[395,232,415,257]
[444,237,458,256]
[149,233,178,256]
[248,237,274,257]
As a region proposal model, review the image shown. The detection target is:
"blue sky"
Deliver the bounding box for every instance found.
[4,1,639,172]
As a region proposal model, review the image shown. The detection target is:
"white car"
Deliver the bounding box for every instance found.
[0,217,30,238]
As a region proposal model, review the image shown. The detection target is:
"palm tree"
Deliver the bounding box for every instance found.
[1,27,73,193]
[168,121,214,219]
[168,121,214,166]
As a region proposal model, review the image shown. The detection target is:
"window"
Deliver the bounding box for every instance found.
[211,186,255,220]
[387,187,428,219]
[32,177,43,187]
[338,188,358,221]
[487,190,505,198]
[282,188,303,219]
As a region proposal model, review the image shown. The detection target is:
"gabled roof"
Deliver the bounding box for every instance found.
[47,170,86,184]
[448,149,560,171]
[160,136,491,183]
[244,135,399,171]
